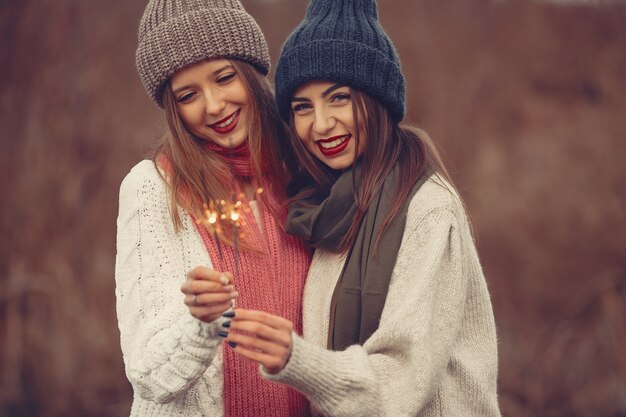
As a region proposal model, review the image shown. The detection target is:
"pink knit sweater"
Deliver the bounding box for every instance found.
[196,142,312,417]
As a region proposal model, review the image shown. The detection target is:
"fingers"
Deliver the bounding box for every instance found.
[186,266,233,284]
[181,280,234,296]
[227,341,289,375]
[227,329,289,354]
[230,309,294,332]
[220,309,294,374]
[228,319,292,348]
[183,291,238,307]
[190,302,233,323]
[182,267,237,323]
[181,267,235,298]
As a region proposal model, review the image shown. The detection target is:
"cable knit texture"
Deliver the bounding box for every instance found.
[263,175,502,417]
[115,160,310,416]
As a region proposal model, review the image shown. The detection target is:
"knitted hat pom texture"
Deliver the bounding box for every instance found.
[275,0,406,123]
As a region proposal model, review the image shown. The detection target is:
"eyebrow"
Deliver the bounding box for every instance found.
[291,83,347,103]
[172,64,234,95]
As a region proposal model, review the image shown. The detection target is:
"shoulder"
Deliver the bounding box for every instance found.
[117,160,174,224]
[120,159,164,190]
[119,160,167,201]
[408,173,464,216]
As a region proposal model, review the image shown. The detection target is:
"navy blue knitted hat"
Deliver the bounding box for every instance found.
[275,0,406,123]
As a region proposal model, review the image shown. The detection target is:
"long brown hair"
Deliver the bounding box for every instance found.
[288,88,455,255]
[152,59,294,246]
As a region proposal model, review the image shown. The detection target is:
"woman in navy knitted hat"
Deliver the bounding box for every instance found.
[222,0,502,415]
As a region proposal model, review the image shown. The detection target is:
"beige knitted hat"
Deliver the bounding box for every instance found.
[136,0,270,107]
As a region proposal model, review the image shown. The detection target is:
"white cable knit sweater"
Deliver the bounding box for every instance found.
[263,175,502,417]
[115,160,228,416]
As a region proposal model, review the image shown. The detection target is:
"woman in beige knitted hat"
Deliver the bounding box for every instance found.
[114,0,312,416]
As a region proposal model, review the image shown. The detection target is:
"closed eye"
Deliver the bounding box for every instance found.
[176,91,196,103]
[217,72,237,84]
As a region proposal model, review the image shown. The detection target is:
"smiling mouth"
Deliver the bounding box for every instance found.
[209,110,240,134]
[315,134,351,157]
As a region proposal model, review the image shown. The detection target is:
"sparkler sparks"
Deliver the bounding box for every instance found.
[195,140,265,285]
[197,191,263,272]
[199,202,224,263]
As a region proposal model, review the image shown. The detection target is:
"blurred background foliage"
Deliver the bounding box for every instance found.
[0,0,625,416]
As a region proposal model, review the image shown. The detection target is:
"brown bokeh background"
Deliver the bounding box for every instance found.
[1,0,625,416]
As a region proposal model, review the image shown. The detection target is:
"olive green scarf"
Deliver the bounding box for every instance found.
[286,166,429,350]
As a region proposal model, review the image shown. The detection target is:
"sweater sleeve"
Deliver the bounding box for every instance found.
[263,207,472,416]
[114,162,225,404]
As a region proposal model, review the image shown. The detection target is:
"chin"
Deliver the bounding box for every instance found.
[321,156,354,171]
[311,144,357,171]
[203,132,247,148]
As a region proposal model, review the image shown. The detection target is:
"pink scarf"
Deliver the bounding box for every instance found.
[205,140,255,179]
[195,141,312,417]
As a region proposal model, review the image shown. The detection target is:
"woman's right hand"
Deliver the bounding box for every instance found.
[181,266,238,323]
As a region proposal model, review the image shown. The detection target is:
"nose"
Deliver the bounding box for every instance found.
[203,88,226,117]
[312,106,336,136]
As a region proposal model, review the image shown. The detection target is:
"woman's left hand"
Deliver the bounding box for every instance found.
[225,309,294,374]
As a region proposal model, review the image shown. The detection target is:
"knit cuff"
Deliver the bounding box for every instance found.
[180,313,228,348]
[260,334,312,389]
[261,333,374,411]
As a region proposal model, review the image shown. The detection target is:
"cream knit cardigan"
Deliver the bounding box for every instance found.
[263,174,502,417]
[115,160,227,416]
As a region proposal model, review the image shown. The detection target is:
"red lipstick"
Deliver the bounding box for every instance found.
[316,134,351,157]
[209,110,240,134]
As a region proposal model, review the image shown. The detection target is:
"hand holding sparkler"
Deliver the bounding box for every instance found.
[221,308,294,374]
[181,266,239,323]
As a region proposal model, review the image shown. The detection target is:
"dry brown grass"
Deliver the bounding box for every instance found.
[1,0,625,416]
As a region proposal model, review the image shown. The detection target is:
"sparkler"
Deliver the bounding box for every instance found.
[227,139,241,280]
[196,140,264,283]
[195,199,238,309]
[199,202,224,264]
[230,199,241,279]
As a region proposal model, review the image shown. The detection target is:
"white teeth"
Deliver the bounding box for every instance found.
[215,111,238,128]
[319,136,348,149]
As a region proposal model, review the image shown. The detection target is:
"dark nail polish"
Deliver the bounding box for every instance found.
[222,321,231,328]
[227,341,237,348]
[217,331,229,338]
[222,311,235,318]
